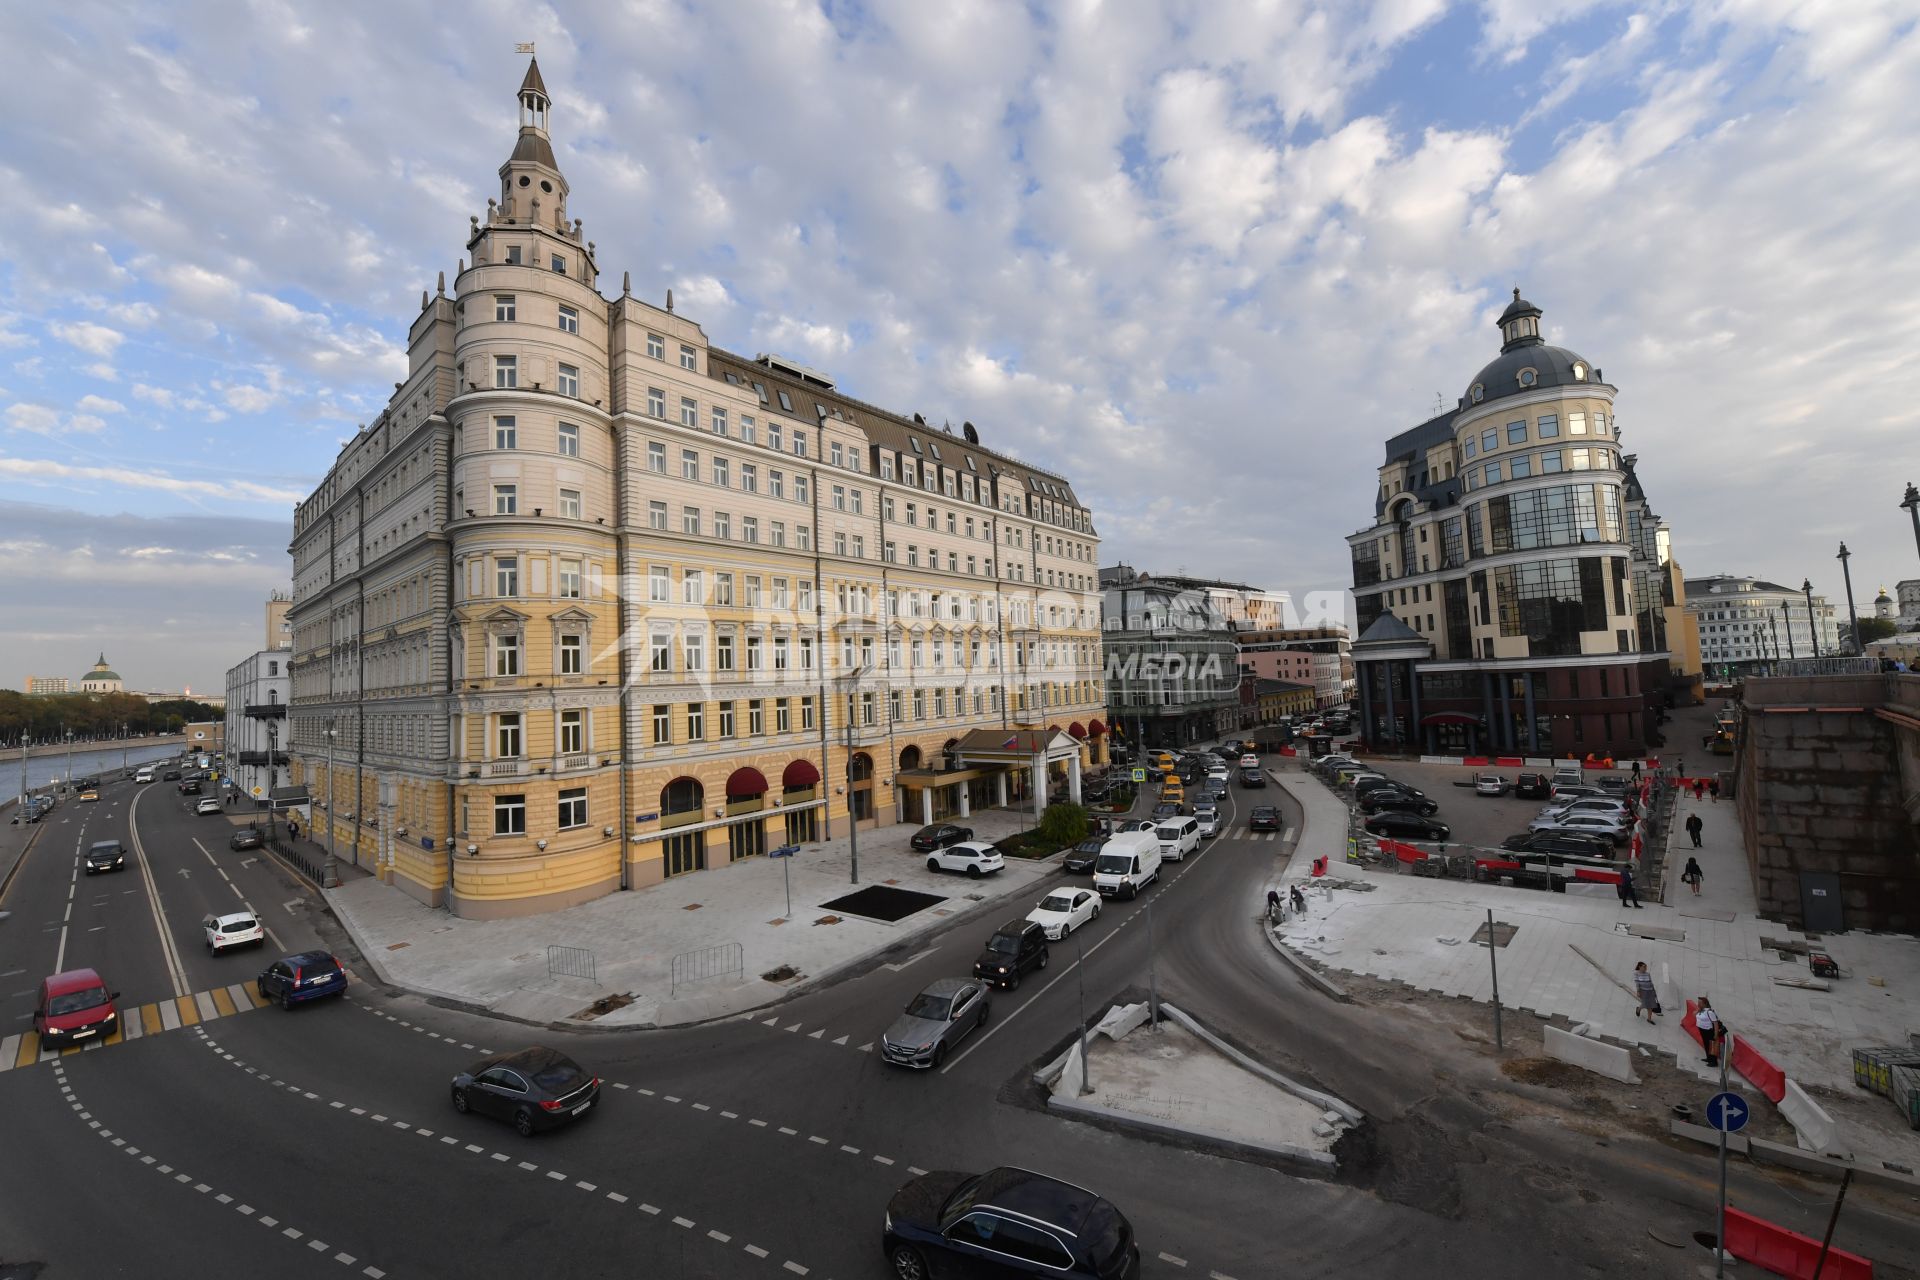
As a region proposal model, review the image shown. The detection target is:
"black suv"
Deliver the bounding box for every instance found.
[162,770,182,781]
[1361,790,1439,817]
[1238,768,1266,788]
[1363,812,1451,841]
[910,823,974,853]
[1502,830,1613,859]
[1248,806,1281,832]
[1514,772,1552,799]
[972,920,1049,990]
[884,1166,1140,1279]
[84,840,126,874]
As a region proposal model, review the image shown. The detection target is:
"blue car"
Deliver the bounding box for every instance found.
[256,951,348,1009]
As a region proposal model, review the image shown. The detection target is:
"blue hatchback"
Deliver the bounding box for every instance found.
[257,951,348,1009]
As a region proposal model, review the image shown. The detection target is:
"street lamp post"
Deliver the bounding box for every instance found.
[1781,605,1795,660]
[63,728,74,789]
[17,734,28,810]
[835,663,873,886]
[1837,542,1861,656]
[1803,579,1819,659]
[324,719,340,888]
[265,718,279,845]
[1902,482,1920,567]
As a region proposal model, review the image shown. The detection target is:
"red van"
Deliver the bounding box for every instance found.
[33,968,120,1048]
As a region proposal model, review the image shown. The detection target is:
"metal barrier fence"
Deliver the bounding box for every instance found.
[267,836,325,887]
[546,944,597,982]
[670,940,743,995]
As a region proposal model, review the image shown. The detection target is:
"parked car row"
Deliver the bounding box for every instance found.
[1326,762,1453,842]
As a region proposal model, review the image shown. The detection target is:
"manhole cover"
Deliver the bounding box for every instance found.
[1470,921,1517,947]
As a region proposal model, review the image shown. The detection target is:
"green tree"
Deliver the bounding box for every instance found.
[1038,802,1089,848]
[1843,616,1897,648]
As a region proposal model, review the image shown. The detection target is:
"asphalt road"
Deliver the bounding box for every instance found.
[4,754,1917,1279]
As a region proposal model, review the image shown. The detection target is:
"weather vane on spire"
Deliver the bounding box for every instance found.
[516,41,535,54]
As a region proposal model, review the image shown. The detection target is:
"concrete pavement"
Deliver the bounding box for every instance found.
[326,805,1070,1027]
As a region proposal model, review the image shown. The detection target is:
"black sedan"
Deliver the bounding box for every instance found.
[1062,837,1106,874]
[1248,806,1281,832]
[1360,790,1439,816]
[1238,768,1267,788]
[909,823,974,853]
[229,827,266,851]
[1363,812,1451,842]
[1514,772,1552,799]
[884,1167,1140,1280]
[452,1046,600,1137]
[162,770,182,781]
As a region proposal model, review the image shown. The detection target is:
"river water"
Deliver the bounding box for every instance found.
[8,741,197,795]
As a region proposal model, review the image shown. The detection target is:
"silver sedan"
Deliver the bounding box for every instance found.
[879,978,991,1069]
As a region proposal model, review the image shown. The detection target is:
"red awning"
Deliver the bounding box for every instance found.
[1088,719,1107,737]
[1067,722,1087,739]
[781,759,820,789]
[726,767,769,798]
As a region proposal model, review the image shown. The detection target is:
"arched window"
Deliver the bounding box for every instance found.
[1470,383,1484,404]
[1572,362,1587,381]
[662,777,703,816]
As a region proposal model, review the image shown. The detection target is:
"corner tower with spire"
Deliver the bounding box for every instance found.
[468,56,598,288]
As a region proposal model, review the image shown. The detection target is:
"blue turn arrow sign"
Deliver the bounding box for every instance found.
[1706,1091,1749,1133]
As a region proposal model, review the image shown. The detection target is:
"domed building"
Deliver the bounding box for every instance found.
[1345,290,1697,758]
[77,653,125,694]
[1874,586,1895,621]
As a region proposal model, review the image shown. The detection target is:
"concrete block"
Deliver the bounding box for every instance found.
[1544,1026,1640,1084]
[1779,1078,1836,1153]
[1094,1001,1150,1041]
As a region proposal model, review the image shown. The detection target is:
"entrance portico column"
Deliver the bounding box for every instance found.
[996,771,1009,807]
[1067,753,1082,805]
[957,783,971,819]
[1030,759,1046,819]
[921,788,934,825]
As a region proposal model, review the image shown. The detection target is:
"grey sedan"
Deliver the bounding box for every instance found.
[878,978,991,1069]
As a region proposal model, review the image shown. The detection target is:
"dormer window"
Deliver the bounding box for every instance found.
[1518,368,1537,387]
[1470,383,1484,404]
[1572,362,1587,381]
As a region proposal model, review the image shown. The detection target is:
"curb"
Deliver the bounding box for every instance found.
[1666,1119,1919,1191]
[1045,1092,1338,1174]
[1161,1002,1363,1124]
[1261,926,1353,1002]
[0,822,46,907]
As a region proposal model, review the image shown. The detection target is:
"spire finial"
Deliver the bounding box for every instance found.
[622,271,631,296]
[436,270,445,295]
[666,288,674,313]
[1512,285,1521,301]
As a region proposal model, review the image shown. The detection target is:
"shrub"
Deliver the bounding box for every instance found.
[1038,802,1089,848]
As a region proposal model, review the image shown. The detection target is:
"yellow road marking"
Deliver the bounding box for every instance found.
[141,1003,162,1036]
[174,996,199,1027]
[104,1022,123,1046]
[210,987,237,1017]
[244,985,271,1009]
[13,1033,38,1069]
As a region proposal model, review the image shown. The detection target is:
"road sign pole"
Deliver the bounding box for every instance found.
[1716,1053,1731,1277]
[784,854,792,920]
[1486,909,1503,1050]
[1074,931,1093,1096]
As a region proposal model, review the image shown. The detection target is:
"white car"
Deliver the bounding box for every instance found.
[1238,754,1260,770]
[1194,810,1222,838]
[1528,813,1629,844]
[1472,773,1510,796]
[194,797,223,816]
[927,839,1005,878]
[1025,888,1101,940]
[202,911,264,954]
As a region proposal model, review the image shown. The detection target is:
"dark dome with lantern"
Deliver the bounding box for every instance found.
[1463,289,1605,409]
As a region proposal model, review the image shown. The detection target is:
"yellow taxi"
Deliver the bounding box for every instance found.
[78,786,100,802]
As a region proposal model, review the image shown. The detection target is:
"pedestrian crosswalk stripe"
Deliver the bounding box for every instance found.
[0,981,271,1075]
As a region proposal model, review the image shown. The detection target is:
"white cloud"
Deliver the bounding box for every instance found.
[131,382,176,407]
[0,456,304,504]
[51,320,124,358]
[222,384,277,414]
[76,394,125,414]
[3,403,63,434]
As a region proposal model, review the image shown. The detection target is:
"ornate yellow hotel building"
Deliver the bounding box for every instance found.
[287,61,1106,918]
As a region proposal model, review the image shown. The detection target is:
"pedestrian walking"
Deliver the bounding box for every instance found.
[1616,864,1643,909]
[1685,813,1704,848]
[1266,888,1281,922]
[1632,962,1660,1022]
[1631,760,1641,782]
[1682,855,1704,895]
[1290,884,1308,917]
[288,818,300,842]
[1695,997,1723,1066]
[1693,779,1706,801]
[1708,777,1720,803]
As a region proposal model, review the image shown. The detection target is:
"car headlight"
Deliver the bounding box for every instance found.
[996,966,1008,974]
[884,1209,893,1234]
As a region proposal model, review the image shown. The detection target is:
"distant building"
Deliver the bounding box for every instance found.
[1898,579,1920,631]
[225,651,290,803]
[266,591,293,650]
[77,654,124,694]
[1684,575,1842,676]
[1236,627,1352,709]
[1254,679,1317,723]
[1874,585,1896,621]
[183,721,224,757]
[23,675,70,695]
[1101,564,1241,747]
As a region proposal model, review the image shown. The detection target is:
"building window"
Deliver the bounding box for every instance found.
[768,470,784,499]
[683,632,706,671]
[852,535,865,558]
[713,457,729,487]
[711,406,728,436]
[551,254,566,274]
[649,630,671,672]
[715,572,734,607]
[1463,437,1477,460]
[1470,383,1484,403]
[494,355,517,389]
[776,699,791,733]
[647,441,666,473]
[558,558,582,598]
[801,696,815,730]
[557,421,580,456]
[1481,428,1498,453]
[646,333,665,360]
[714,512,731,539]
[748,699,764,735]
[554,363,578,397]
[560,488,582,520]
[649,500,668,530]
[557,304,578,334]
[1518,368,1537,387]
[860,691,875,726]
[504,245,523,265]
[493,483,517,515]
[649,566,669,602]
[1537,413,1559,438]
[740,463,757,493]
[494,416,517,450]
[719,701,736,738]
[497,712,523,757]
[681,448,699,479]
[778,390,795,413]
[496,556,519,596]
[716,634,736,672]
[680,397,698,427]
[557,787,587,829]
[793,430,807,458]
[652,704,671,744]
[559,634,582,674]
[1541,450,1564,474]
[796,525,811,551]
[686,703,704,740]
[1572,362,1586,381]
[647,387,667,419]
[493,794,526,835]
[558,709,584,754]
[742,516,758,543]
[679,344,697,370]
[683,569,704,605]
[740,415,756,445]
[682,506,700,535]
[494,295,516,322]
[493,633,520,676]
[1506,420,1527,445]
[1568,411,1588,435]
[834,531,848,556]
[771,521,786,547]
[1509,454,1532,479]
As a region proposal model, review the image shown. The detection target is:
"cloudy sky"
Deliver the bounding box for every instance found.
[2,0,1917,690]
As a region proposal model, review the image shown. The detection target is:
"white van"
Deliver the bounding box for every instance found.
[133,768,155,784]
[1154,816,1201,862]
[1093,830,1162,900]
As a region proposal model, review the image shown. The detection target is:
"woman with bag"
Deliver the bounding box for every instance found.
[1695,997,1723,1065]
[1681,856,1704,895]
[1632,962,1660,1022]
